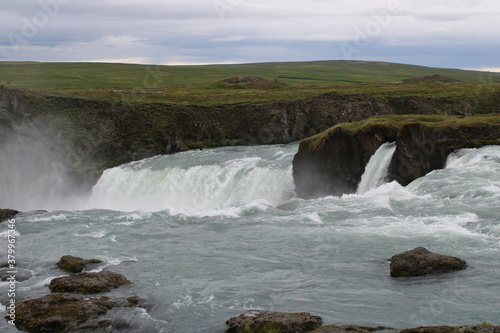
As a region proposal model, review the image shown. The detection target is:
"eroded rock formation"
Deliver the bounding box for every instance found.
[293,114,500,198]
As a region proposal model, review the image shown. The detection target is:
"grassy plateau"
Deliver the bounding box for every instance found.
[1,60,500,105]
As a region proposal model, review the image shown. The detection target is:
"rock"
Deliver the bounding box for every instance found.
[390,247,467,277]
[226,310,323,333]
[218,76,286,88]
[49,271,131,293]
[292,119,399,198]
[402,75,462,83]
[3,85,482,194]
[127,295,153,310]
[12,293,115,333]
[0,208,20,222]
[387,116,500,186]
[57,255,102,273]
[399,324,500,333]
[310,325,395,333]
[293,114,500,198]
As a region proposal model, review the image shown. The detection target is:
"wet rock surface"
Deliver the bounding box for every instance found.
[13,293,116,333]
[57,255,103,273]
[226,310,323,333]
[49,271,131,293]
[293,114,500,198]
[310,325,395,333]
[399,324,500,333]
[390,247,467,277]
[0,208,20,222]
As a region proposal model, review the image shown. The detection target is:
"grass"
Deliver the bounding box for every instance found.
[302,113,500,149]
[1,60,500,105]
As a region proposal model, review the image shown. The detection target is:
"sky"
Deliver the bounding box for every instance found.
[0,0,499,71]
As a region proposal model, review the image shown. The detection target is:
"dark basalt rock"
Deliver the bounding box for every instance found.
[293,114,500,198]
[310,325,395,333]
[390,247,467,277]
[0,208,20,222]
[293,122,399,198]
[49,271,131,293]
[399,324,500,333]
[12,293,115,333]
[57,255,102,273]
[226,310,323,333]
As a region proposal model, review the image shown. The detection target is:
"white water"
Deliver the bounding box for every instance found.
[1,144,499,333]
[87,146,295,215]
[357,142,396,194]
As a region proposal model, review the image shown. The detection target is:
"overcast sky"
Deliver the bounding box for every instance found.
[1,0,499,70]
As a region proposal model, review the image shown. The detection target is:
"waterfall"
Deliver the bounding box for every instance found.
[357,142,396,194]
[86,145,296,213]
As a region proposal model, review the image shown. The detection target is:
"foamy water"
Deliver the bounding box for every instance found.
[1,144,499,332]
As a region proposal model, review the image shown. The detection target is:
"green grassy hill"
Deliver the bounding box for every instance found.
[1,60,499,105]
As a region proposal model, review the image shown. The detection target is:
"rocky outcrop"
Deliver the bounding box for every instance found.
[0,208,20,222]
[292,119,400,198]
[293,114,500,198]
[13,294,116,333]
[216,76,286,88]
[224,312,497,333]
[388,116,500,186]
[49,271,131,293]
[390,247,467,277]
[226,310,323,333]
[57,255,102,274]
[399,324,500,333]
[310,325,395,333]
[1,86,489,195]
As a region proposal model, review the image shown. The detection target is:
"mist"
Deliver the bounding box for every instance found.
[0,127,89,212]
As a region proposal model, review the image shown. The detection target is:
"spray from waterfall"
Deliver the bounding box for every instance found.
[0,123,87,211]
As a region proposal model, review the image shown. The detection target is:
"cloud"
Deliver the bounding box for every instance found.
[476,67,500,73]
[0,0,499,69]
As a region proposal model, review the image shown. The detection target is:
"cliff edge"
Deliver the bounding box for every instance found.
[293,114,500,198]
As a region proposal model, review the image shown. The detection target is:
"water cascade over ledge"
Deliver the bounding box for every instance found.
[357,142,396,194]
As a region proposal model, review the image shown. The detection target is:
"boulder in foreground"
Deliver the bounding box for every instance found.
[226,310,323,333]
[390,247,467,277]
[399,324,500,333]
[49,271,131,293]
[57,255,102,273]
[310,325,395,333]
[13,293,115,333]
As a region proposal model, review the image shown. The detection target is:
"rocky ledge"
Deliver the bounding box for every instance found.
[0,209,20,222]
[2,85,495,191]
[49,271,131,294]
[225,311,498,333]
[293,114,500,198]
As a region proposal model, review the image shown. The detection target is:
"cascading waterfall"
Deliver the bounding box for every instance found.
[357,142,396,194]
[86,145,296,214]
[1,144,500,333]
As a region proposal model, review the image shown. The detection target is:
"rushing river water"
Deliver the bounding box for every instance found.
[1,143,499,332]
